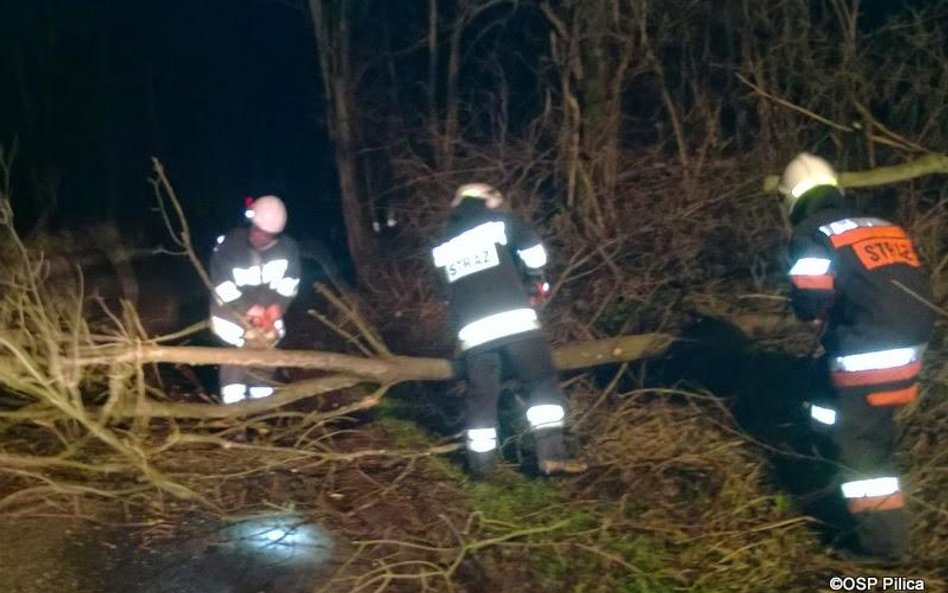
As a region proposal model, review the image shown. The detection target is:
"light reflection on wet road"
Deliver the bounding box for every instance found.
[0,514,335,593]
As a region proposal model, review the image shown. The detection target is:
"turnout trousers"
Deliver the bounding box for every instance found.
[832,383,906,560]
[462,334,568,474]
[219,357,278,405]
[809,347,924,561]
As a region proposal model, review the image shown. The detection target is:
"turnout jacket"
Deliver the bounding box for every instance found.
[432,200,549,352]
[209,227,302,346]
[788,189,934,399]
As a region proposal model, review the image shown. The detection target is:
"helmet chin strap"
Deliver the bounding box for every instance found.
[249,226,278,250]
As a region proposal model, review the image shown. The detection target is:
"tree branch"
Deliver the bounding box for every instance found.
[77,333,674,379]
[762,153,948,193]
[57,333,676,419]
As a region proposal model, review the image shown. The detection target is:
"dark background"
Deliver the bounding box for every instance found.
[0,0,340,253]
[0,0,932,253]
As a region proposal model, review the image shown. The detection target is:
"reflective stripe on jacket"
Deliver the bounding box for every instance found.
[788,207,934,357]
[433,200,547,350]
[208,227,301,344]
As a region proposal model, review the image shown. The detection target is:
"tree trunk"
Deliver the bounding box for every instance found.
[81,333,675,380]
[442,13,462,172]
[66,333,675,419]
[542,0,637,234]
[427,0,440,168]
[308,0,375,284]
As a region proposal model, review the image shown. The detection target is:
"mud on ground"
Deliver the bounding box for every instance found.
[3,367,946,593]
[3,254,946,592]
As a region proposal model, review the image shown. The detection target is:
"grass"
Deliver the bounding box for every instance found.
[1,150,946,592]
[366,384,856,592]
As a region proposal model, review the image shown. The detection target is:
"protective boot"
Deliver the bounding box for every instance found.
[465,449,498,480]
[854,509,910,565]
[535,429,586,476]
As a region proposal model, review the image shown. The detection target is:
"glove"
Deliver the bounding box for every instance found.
[263,304,282,328]
[528,280,551,308]
[245,304,267,328]
[242,304,280,348]
[245,304,282,330]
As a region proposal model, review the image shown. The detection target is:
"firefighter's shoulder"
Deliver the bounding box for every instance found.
[212,227,248,252]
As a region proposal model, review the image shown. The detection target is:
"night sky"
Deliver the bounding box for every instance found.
[0,0,930,254]
[0,0,339,250]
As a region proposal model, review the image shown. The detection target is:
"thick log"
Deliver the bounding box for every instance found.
[553,333,675,370]
[71,333,675,418]
[81,346,454,383]
[727,312,806,336]
[763,153,948,193]
[82,332,675,380]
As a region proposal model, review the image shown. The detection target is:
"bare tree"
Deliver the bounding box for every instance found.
[308,0,375,283]
[542,0,641,234]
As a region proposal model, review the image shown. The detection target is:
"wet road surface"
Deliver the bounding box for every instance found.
[0,514,336,593]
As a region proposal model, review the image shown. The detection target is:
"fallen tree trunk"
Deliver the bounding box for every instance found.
[81,332,676,381]
[77,333,675,419]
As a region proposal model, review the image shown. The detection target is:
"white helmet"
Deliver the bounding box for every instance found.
[451,183,504,209]
[246,195,287,233]
[777,153,840,218]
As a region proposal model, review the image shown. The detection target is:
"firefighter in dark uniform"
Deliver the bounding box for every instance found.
[432,183,584,477]
[209,195,302,404]
[778,153,935,563]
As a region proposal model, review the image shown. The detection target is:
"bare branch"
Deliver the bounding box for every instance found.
[763,153,948,192]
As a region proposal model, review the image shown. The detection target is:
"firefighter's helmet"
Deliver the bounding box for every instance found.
[246,195,287,234]
[777,153,840,218]
[451,183,505,209]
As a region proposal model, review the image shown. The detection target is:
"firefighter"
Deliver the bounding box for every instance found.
[209,195,302,404]
[778,153,935,563]
[432,183,584,478]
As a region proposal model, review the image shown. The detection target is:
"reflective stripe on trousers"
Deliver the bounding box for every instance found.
[466,427,498,453]
[526,404,565,430]
[248,386,274,399]
[829,345,925,389]
[841,476,905,513]
[221,383,247,404]
[809,403,837,426]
